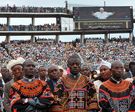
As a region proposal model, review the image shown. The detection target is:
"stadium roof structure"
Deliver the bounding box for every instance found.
[0,30,132,36]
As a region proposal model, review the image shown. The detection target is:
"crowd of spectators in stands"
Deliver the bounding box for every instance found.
[0,4,69,13]
[0,24,60,31]
[0,37,135,71]
[35,37,54,43]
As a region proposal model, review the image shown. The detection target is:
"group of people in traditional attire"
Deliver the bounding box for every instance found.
[0,53,135,112]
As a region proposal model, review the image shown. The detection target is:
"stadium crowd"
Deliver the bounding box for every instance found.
[0,38,135,112]
[1,2,135,111]
[0,38,135,69]
[0,4,69,13]
[0,24,60,31]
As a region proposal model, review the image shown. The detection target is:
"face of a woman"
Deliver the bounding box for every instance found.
[100,65,111,80]
[11,64,23,79]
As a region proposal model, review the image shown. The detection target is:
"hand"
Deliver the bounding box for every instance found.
[28,98,36,106]
[21,98,29,104]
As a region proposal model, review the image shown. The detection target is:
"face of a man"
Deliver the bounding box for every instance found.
[68,58,81,75]
[100,8,104,13]
[124,63,129,72]
[1,67,12,83]
[23,60,36,79]
[130,64,135,75]
[81,66,91,77]
[11,64,23,80]
[111,61,124,80]
[1,67,9,74]
[48,65,60,80]
[38,66,47,78]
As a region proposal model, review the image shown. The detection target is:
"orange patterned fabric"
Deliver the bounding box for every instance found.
[49,105,63,112]
[99,79,135,111]
[61,75,88,89]
[10,79,54,112]
[12,79,46,97]
[54,75,100,112]
[102,80,131,93]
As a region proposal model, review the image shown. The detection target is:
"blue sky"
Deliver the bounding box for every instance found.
[0,0,135,42]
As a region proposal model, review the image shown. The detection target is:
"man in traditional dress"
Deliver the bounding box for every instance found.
[38,66,48,81]
[80,64,92,80]
[99,60,135,112]
[52,53,100,112]
[47,64,61,93]
[9,60,54,112]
